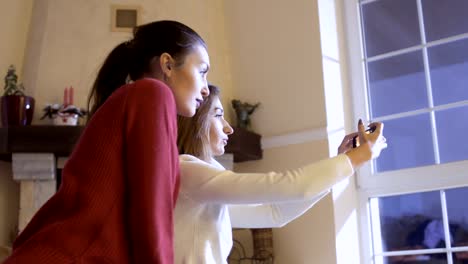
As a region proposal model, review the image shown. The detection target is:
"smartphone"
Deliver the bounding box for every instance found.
[352,126,376,148]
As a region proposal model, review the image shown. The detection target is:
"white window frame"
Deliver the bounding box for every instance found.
[343,0,468,263]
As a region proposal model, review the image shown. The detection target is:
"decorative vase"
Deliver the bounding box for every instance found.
[0,95,35,126]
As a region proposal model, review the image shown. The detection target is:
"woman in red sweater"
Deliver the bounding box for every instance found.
[4,20,210,264]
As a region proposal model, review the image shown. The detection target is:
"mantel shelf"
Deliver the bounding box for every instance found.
[0,125,84,161]
[0,125,263,163]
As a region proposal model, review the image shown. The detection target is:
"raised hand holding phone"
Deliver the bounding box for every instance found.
[338,119,387,169]
[352,125,376,148]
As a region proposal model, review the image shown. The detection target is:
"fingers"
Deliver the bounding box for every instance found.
[382,142,388,149]
[338,133,358,154]
[356,119,386,147]
[357,119,368,145]
[352,119,388,161]
[345,132,359,139]
[369,122,383,135]
[380,136,388,149]
[358,119,365,133]
[342,132,359,144]
[341,132,359,145]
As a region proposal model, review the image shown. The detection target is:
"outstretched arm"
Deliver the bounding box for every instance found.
[179,154,353,204]
[229,190,328,228]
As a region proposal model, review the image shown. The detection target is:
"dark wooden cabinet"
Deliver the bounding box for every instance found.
[224,127,262,163]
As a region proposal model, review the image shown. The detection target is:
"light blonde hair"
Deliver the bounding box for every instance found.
[177,84,220,161]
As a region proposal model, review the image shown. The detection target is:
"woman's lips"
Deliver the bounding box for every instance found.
[195,99,203,108]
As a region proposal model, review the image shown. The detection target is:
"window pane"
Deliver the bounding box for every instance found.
[375,114,434,172]
[446,187,468,248]
[361,0,420,57]
[368,51,427,118]
[436,106,468,164]
[428,38,468,106]
[381,253,447,263]
[422,0,468,42]
[454,252,468,263]
[372,191,443,254]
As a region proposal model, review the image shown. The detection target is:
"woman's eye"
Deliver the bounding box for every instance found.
[215,114,223,118]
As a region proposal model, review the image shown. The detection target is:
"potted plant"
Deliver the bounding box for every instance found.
[1,65,35,126]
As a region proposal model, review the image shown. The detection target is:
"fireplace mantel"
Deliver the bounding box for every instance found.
[0,125,84,161]
[0,125,261,163]
[0,125,84,233]
[0,125,260,254]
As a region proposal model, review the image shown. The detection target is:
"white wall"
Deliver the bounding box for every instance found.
[22,0,234,125]
[0,0,34,247]
[224,0,341,263]
[0,0,33,80]
[224,0,327,137]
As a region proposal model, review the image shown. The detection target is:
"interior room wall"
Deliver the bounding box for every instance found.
[0,0,34,247]
[21,0,234,125]
[224,0,355,262]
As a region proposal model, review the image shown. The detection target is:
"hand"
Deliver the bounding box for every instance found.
[337,132,359,154]
[357,120,387,159]
[344,120,388,169]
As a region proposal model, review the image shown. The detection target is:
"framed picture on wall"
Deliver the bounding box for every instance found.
[111,5,141,32]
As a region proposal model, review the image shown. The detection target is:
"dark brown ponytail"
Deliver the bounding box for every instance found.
[87,42,131,118]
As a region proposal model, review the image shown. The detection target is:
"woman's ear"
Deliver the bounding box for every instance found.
[159,52,175,78]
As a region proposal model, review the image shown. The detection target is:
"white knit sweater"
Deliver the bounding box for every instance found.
[174,154,354,264]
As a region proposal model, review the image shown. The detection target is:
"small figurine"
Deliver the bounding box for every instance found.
[231,99,260,129]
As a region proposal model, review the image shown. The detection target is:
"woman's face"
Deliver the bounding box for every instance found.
[167,45,210,117]
[209,97,234,156]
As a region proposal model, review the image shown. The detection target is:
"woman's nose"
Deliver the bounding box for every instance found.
[201,84,209,98]
[224,121,234,135]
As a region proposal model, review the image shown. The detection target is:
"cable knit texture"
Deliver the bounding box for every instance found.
[4,78,180,264]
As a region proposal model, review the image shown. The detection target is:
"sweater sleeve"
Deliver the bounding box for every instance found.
[124,79,178,263]
[179,154,354,204]
[228,191,328,228]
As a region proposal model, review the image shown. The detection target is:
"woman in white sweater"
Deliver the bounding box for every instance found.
[175,85,387,263]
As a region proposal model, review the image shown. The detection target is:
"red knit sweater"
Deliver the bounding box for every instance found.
[4,79,180,263]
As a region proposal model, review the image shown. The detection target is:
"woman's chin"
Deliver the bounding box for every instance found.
[214,148,225,157]
[178,106,196,117]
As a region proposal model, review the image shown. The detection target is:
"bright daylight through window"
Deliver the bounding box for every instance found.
[351,0,468,263]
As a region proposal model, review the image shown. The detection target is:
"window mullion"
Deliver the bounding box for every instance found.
[417,0,440,165]
[440,190,454,264]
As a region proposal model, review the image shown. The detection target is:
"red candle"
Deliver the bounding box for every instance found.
[64,87,69,106]
[69,86,74,105]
